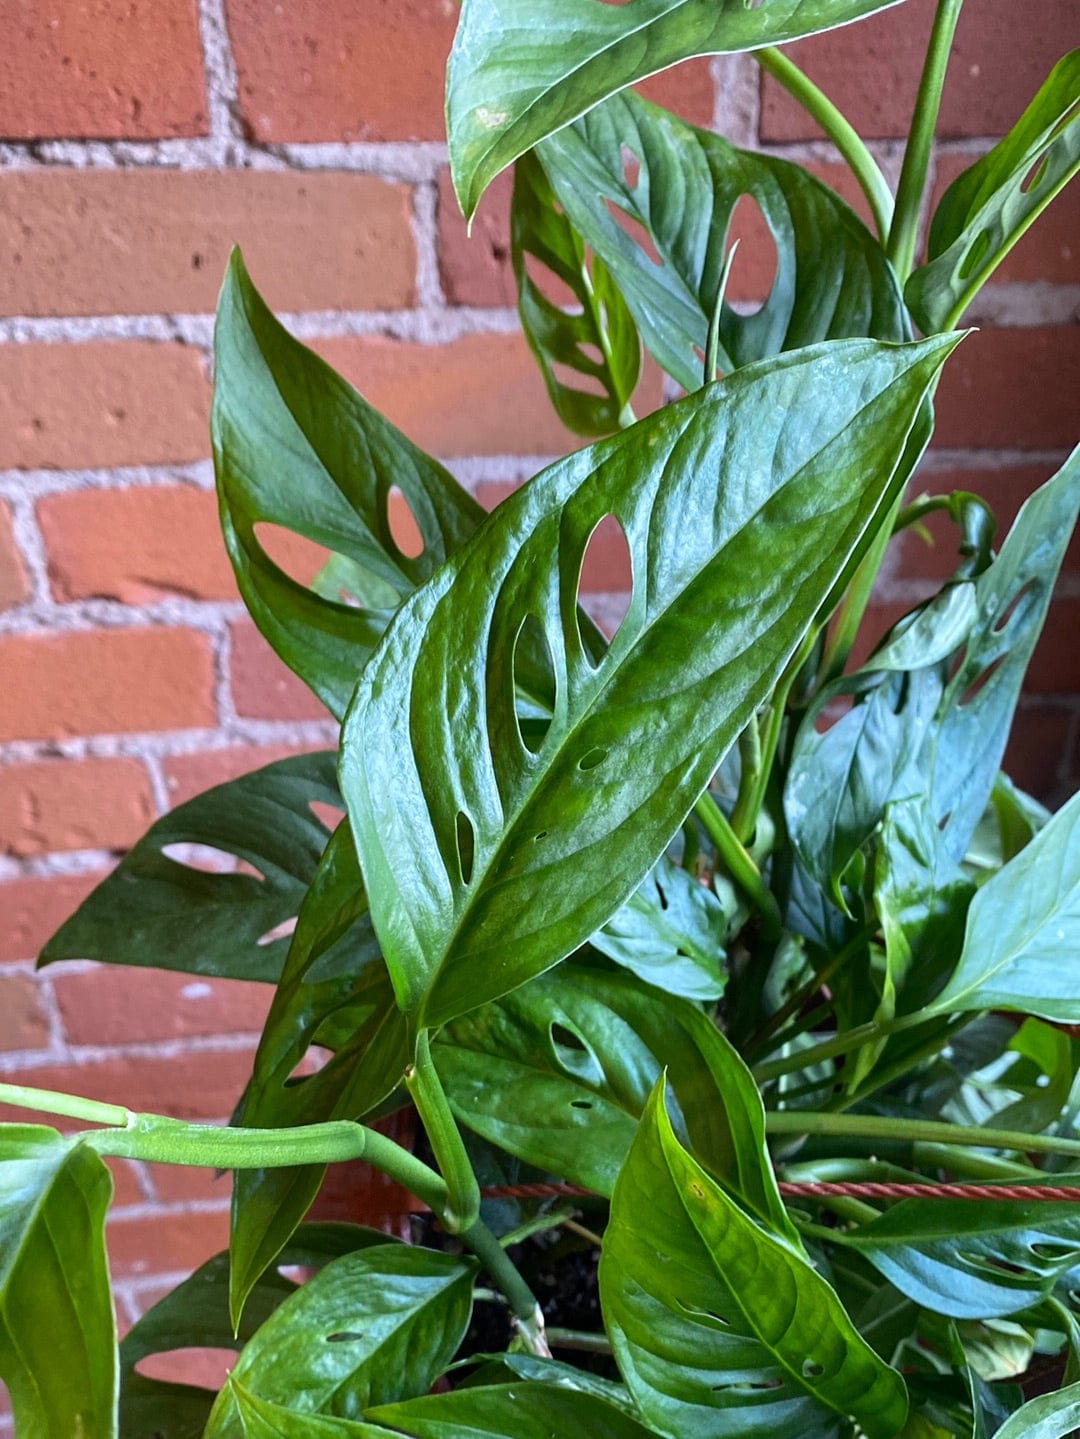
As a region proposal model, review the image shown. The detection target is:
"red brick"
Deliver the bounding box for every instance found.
[308,1111,422,1235]
[54,966,271,1047]
[761,0,1077,142]
[0,756,155,858]
[144,1161,233,1204]
[0,171,416,318]
[104,1158,145,1209]
[0,342,210,469]
[1004,705,1073,801]
[0,1049,255,1125]
[0,974,50,1051]
[0,0,207,141]
[438,167,515,309]
[0,873,105,964]
[0,504,28,612]
[896,462,1076,583]
[0,628,215,742]
[228,620,329,722]
[933,327,1080,451]
[636,58,716,128]
[108,1205,230,1279]
[929,153,1079,286]
[1025,600,1080,695]
[228,0,457,143]
[162,743,321,807]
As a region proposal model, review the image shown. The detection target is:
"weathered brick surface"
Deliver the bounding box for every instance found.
[0,0,207,140]
[0,628,215,742]
[54,966,270,1046]
[228,620,329,722]
[0,757,156,856]
[0,504,28,612]
[761,0,1078,142]
[0,342,210,469]
[0,874,105,964]
[1004,705,1075,800]
[933,328,1080,451]
[107,1206,231,1280]
[0,973,50,1051]
[162,744,323,807]
[0,171,416,318]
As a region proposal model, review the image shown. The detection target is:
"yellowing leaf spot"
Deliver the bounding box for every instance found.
[690,1181,705,1198]
[476,106,508,129]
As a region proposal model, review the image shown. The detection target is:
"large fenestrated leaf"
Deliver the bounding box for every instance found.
[512,150,641,436]
[340,335,958,1030]
[907,51,1080,332]
[39,752,339,982]
[925,786,1080,1022]
[212,250,485,719]
[434,962,795,1238]
[369,1383,665,1437]
[203,1245,475,1436]
[786,448,1080,894]
[0,1126,116,1437]
[535,91,908,391]
[599,1084,908,1439]
[119,1225,387,1439]
[835,1200,1080,1320]
[230,824,409,1329]
[446,0,906,218]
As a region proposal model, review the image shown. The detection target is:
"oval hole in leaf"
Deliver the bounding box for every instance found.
[309,799,346,832]
[725,194,777,313]
[456,810,476,886]
[655,878,669,910]
[992,578,1038,635]
[569,1097,593,1109]
[135,1347,235,1389]
[551,359,610,397]
[326,1331,365,1343]
[803,1360,824,1379]
[550,1021,603,1084]
[523,251,580,312]
[286,1043,335,1084]
[603,199,663,266]
[957,652,1008,708]
[257,915,298,947]
[577,512,633,648]
[958,228,991,282]
[513,614,556,753]
[387,485,424,559]
[253,521,335,588]
[1020,152,1050,194]
[578,746,608,771]
[160,842,242,874]
[620,144,641,189]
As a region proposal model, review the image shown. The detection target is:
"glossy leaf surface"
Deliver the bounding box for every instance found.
[993,1382,1080,1439]
[119,1225,385,1439]
[590,855,728,999]
[369,1382,664,1437]
[40,752,338,982]
[537,91,908,391]
[205,1245,474,1435]
[231,1382,395,1436]
[0,1126,116,1438]
[600,1084,908,1438]
[447,0,904,217]
[907,51,1080,331]
[213,251,484,718]
[436,962,794,1236]
[230,823,408,1328]
[341,335,957,1028]
[837,1199,1080,1319]
[512,150,641,436]
[928,786,1080,1021]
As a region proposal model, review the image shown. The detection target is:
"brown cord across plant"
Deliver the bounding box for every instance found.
[480,1181,1080,1203]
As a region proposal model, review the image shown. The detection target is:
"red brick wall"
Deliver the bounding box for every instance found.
[0,0,1077,1395]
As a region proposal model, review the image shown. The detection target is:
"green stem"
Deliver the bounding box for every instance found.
[755,47,894,242]
[0,1081,129,1130]
[405,1030,481,1234]
[546,1327,613,1355]
[462,1218,550,1356]
[730,712,763,842]
[886,0,965,280]
[747,924,875,1056]
[753,1011,926,1083]
[694,792,782,941]
[825,1014,968,1111]
[911,1143,1050,1181]
[766,1109,1080,1161]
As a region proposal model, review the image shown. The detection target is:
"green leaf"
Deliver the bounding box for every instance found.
[906,51,1080,332]
[991,1380,1080,1439]
[512,150,641,436]
[205,1245,475,1436]
[600,1083,908,1439]
[119,1225,386,1439]
[231,1381,396,1437]
[0,1126,116,1437]
[535,91,908,391]
[590,855,728,1000]
[369,1382,665,1437]
[447,0,906,218]
[435,962,794,1238]
[212,249,485,718]
[340,334,959,1029]
[787,447,1080,894]
[230,823,409,1329]
[470,1353,638,1413]
[926,786,1080,1022]
[835,1200,1080,1320]
[39,751,338,982]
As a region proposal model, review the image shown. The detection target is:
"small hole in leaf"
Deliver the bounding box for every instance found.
[603,198,663,266]
[620,144,641,189]
[309,799,346,832]
[802,1360,824,1379]
[523,250,581,312]
[577,513,632,649]
[724,194,777,312]
[534,830,548,841]
[455,810,475,886]
[326,1331,365,1343]
[957,653,1007,707]
[1020,152,1050,194]
[1029,1241,1079,1260]
[678,1300,731,1327]
[552,1024,587,1051]
[550,1022,603,1084]
[957,229,991,281]
[513,614,556,753]
[992,578,1037,634]
[257,916,298,947]
[570,1098,593,1110]
[286,1044,334,1085]
[656,879,669,910]
[160,842,242,874]
[387,486,424,559]
[578,746,608,771]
